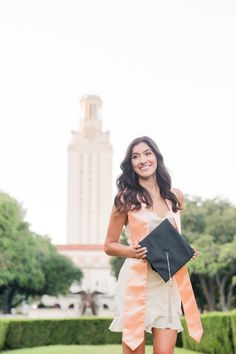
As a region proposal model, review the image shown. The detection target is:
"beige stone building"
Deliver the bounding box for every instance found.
[55,95,116,314]
[67,95,112,245]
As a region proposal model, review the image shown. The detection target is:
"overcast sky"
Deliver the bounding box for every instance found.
[0,0,235,244]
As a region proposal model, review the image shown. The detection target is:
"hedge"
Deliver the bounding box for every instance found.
[0,317,181,350]
[0,320,9,350]
[0,313,234,353]
[3,318,121,349]
[230,311,236,353]
[181,312,235,354]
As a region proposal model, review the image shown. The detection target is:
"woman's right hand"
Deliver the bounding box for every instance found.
[129,242,148,259]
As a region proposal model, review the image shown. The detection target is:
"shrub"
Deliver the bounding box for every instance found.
[4,318,121,349]
[230,311,236,354]
[0,313,234,353]
[1,317,182,350]
[181,312,234,354]
[0,320,9,350]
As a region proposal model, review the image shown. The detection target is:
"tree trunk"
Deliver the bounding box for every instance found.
[216,271,235,311]
[199,276,216,311]
[2,286,15,314]
[13,294,29,308]
[216,274,227,311]
[226,282,234,310]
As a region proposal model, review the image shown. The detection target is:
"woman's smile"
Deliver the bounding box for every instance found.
[131,142,157,178]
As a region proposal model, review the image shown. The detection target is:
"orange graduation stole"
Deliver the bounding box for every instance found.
[122,201,203,351]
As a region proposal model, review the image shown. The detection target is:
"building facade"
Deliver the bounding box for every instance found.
[67,95,113,245]
[56,95,116,314]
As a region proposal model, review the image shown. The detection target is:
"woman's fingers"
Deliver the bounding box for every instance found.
[137,248,148,259]
[132,243,147,259]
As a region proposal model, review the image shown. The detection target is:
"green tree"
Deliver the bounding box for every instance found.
[33,233,83,296]
[0,192,43,313]
[0,192,83,313]
[182,196,236,311]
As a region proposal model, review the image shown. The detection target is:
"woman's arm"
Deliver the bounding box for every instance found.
[104,205,147,259]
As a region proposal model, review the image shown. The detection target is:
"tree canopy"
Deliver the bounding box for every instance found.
[182,196,236,311]
[0,192,83,313]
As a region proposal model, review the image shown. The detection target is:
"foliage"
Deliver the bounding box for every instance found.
[0,314,235,353]
[3,318,121,349]
[1,345,203,354]
[0,192,83,313]
[182,196,236,311]
[32,234,83,297]
[230,310,236,353]
[181,312,235,354]
[0,320,9,350]
[1,317,180,350]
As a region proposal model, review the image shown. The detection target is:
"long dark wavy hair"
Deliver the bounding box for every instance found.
[114,136,181,213]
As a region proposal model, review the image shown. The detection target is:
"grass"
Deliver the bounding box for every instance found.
[3,345,204,354]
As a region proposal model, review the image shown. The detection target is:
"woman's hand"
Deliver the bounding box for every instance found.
[129,242,147,259]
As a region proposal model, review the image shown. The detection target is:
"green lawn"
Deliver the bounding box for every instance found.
[3,345,204,354]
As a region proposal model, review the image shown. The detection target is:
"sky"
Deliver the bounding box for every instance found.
[0,0,235,244]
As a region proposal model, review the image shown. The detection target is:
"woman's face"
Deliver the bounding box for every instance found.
[131,142,157,179]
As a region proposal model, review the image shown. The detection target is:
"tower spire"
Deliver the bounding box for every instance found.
[79,95,102,138]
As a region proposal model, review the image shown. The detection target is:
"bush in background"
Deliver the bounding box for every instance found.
[182,312,235,354]
[0,320,9,350]
[0,313,235,353]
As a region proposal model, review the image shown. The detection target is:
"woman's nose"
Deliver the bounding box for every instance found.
[140,155,147,163]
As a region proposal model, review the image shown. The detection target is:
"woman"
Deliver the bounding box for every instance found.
[104,136,203,354]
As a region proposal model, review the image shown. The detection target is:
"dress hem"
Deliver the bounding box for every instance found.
[109,316,184,334]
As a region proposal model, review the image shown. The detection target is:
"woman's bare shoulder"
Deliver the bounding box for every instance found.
[111,203,128,223]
